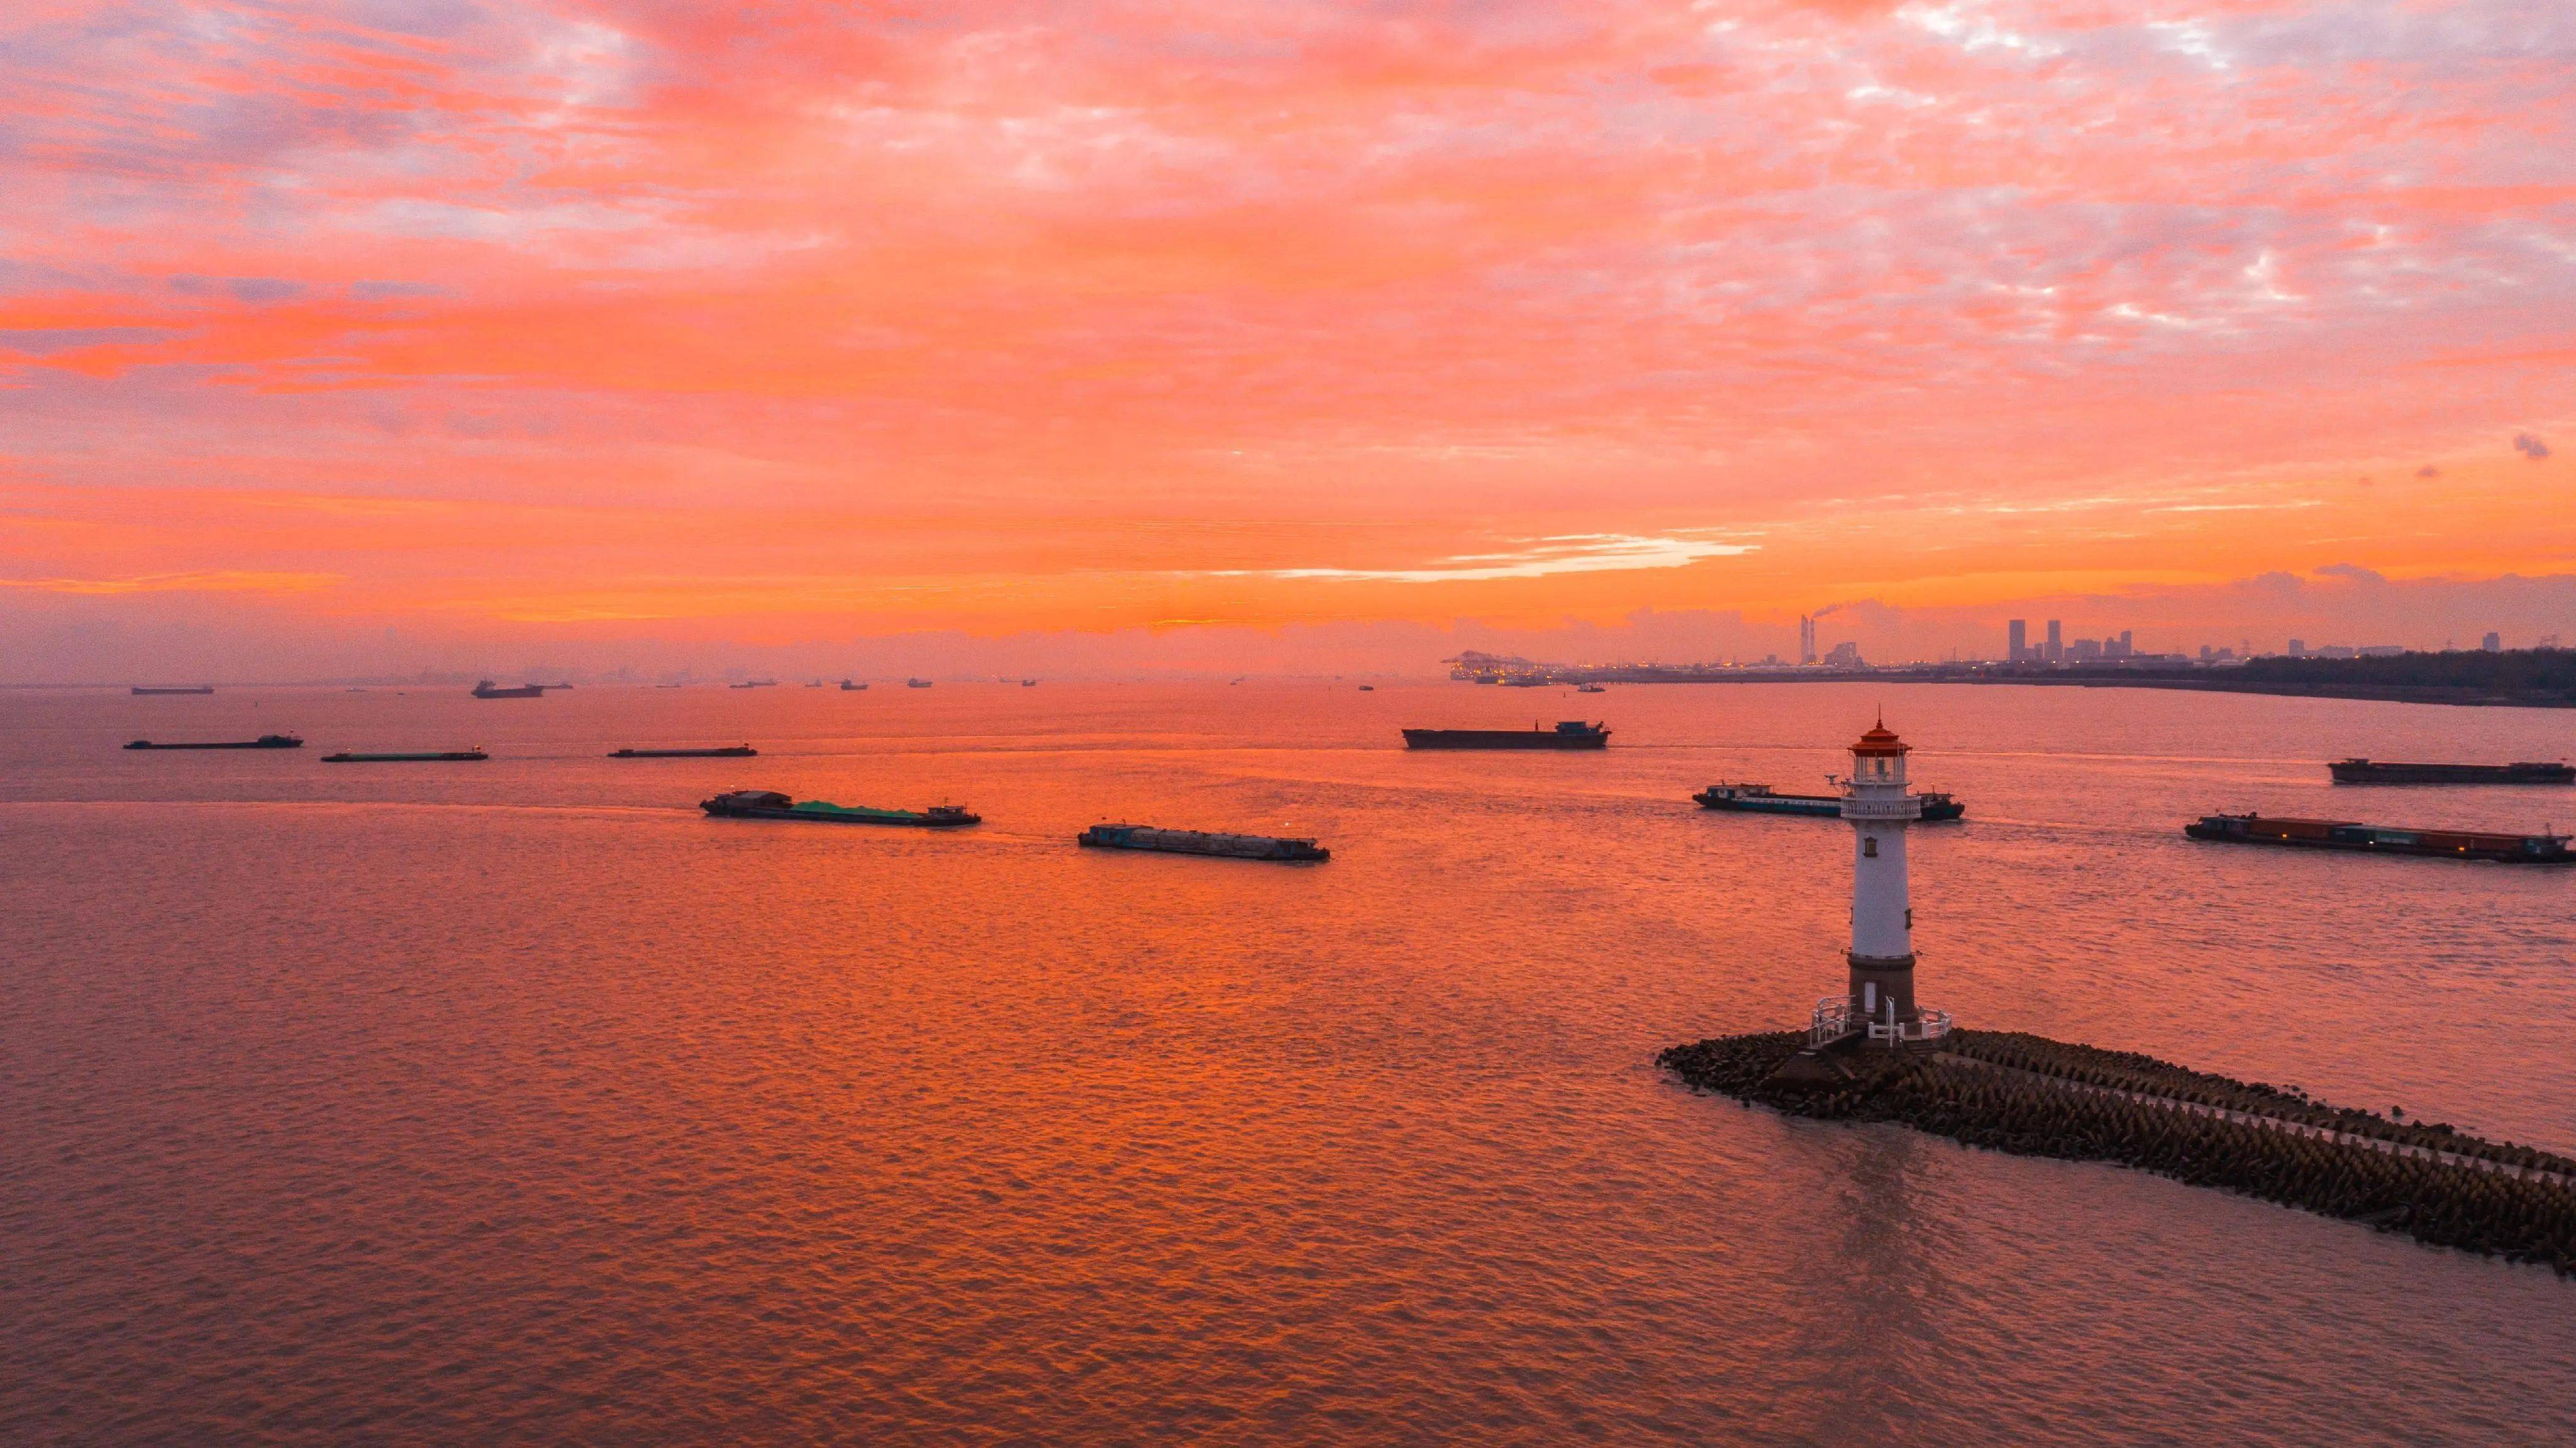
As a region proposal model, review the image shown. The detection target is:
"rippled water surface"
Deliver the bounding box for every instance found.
[5,681,2573,1444]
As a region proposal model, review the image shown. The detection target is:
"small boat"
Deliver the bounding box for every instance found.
[906,678,932,689]
[131,685,214,695]
[2328,759,2573,785]
[471,680,545,699]
[1402,721,1609,750]
[126,734,303,750]
[1694,782,1964,821]
[1022,679,1037,687]
[700,789,978,827]
[1577,683,1606,693]
[841,679,868,691]
[322,749,488,762]
[1358,684,1375,691]
[729,679,780,689]
[611,745,758,758]
[2184,812,2572,863]
[1079,823,1328,862]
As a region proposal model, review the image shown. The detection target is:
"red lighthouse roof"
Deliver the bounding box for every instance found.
[1851,717,1909,756]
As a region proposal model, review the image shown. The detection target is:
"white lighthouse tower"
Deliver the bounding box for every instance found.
[1833,718,1949,1048]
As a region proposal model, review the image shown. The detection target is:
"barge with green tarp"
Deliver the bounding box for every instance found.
[700,789,979,827]
[1694,782,1963,821]
[2184,811,2572,863]
[612,745,757,758]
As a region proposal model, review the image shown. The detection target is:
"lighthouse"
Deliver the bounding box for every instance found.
[1836,718,1947,1047]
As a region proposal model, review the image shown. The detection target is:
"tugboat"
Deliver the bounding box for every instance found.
[1078,824,1328,861]
[471,680,545,699]
[126,733,303,750]
[1696,782,1965,821]
[699,789,979,827]
[2328,759,2573,785]
[611,744,758,758]
[1402,720,1609,750]
[2184,812,2572,863]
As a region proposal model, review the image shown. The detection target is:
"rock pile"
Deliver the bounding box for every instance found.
[1659,1028,2576,1275]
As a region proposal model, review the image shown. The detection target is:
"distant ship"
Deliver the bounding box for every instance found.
[610,745,757,758]
[126,734,302,751]
[472,680,545,699]
[728,679,780,689]
[1078,823,1328,862]
[1022,679,1038,687]
[1402,721,1609,750]
[322,749,488,762]
[907,678,932,689]
[1500,676,1550,688]
[699,789,978,827]
[2328,759,2573,786]
[841,679,868,691]
[1695,782,1964,821]
[2184,812,2572,863]
[131,685,214,695]
[1358,684,1374,691]
[1577,683,1606,693]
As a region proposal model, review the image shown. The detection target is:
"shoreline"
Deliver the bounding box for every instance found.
[1660,1028,2576,1274]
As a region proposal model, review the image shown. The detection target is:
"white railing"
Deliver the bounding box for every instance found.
[1811,996,1853,1045]
[1867,1008,1953,1044]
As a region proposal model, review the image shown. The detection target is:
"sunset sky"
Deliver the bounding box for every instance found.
[3,0,2571,678]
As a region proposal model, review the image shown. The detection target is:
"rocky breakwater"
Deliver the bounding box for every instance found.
[1659,1028,2576,1275]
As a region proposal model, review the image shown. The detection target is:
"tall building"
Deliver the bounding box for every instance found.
[2287,639,2306,658]
[2484,632,2502,653]
[2116,629,2133,658]
[1799,615,1818,666]
[2043,620,2063,665]
[1823,640,1862,669]
[2007,619,2026,662]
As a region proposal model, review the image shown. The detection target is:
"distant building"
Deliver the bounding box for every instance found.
[2007,619,2027,663]
[2107,630,2134,659]
[2043,620,2063,665]
[1799,615,1818,666]
[2287,638,2306,659]
[2068,638,2102,662]
[2360,645,2406,658]
[2483,632,2502,653]
[1823,640,1863,669]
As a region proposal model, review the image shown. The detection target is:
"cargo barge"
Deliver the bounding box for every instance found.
[1402,720,1609,750]
[126,734,303,750]
[131,685,214,695]
[841,679,867,690]
[611,745,757,758]
[1077,823,1329,862]
[471,680,545,699]
[322,749,489,762]
[2329,759,2573,785]
[700,789,979,827]
[1694,782,1963,821]
[2184,812,2572,863]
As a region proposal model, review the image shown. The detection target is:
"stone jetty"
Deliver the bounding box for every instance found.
[1660,1028,2576,1275]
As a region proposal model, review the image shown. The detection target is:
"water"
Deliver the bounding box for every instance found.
[4,681,2572,1443]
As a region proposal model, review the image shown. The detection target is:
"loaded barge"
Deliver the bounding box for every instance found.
[471,680,545,699]
[1402,720,1609,750]
[126,734,302,750]
[2329,758,2573,785]
[1695,782,1963,821]
[2184,812,2572,863]
[131,685,214,695]
[323,749,488,762]
[700,789,978,827]
[1078,823,1328,862]
[611,745,757,758]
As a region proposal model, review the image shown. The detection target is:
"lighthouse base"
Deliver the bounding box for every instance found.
[1846,952,1921,1043]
